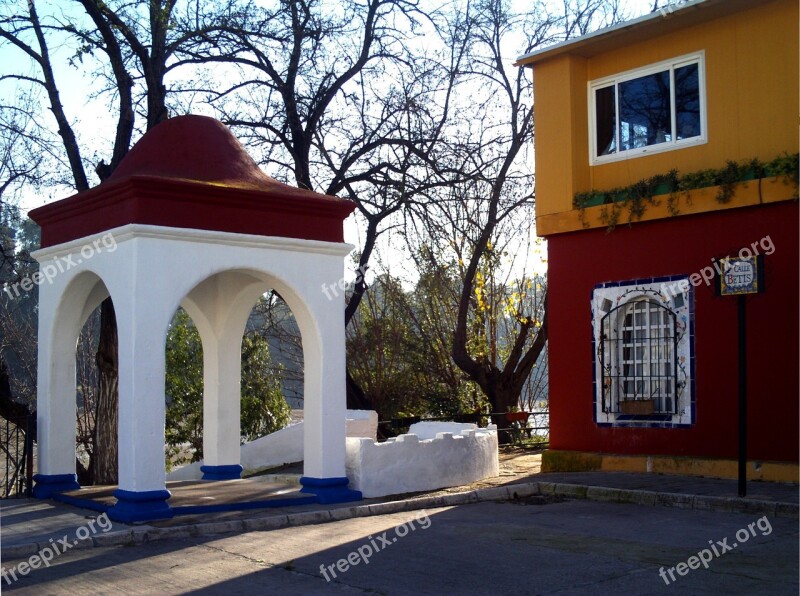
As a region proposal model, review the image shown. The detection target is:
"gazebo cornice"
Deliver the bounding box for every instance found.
[31,174,356,248]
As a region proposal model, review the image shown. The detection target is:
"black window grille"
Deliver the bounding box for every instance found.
[600,299,678,415]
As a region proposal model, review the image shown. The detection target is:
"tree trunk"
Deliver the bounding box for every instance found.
[0,360,32,421]
[346,369,373,411]
[92,298,118,484]
[489,387,522,445]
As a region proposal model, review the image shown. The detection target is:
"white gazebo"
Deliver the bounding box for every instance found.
[29,115,361,522]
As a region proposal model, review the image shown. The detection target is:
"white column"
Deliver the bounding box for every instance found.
[184,272,264,478]
[301,277,348,480]
[115,275,169,494]
[202,325,243,468]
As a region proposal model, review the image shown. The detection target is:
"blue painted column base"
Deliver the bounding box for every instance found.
[300,476,362,504]
[107,489,173,523]
[201,464,243,481]
[33,473,81,498]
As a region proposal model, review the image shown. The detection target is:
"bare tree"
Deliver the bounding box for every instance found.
[412,0,547,417]
[0,201,38,411]
[177,0,474,407]
[408,0,623,417]
[0,201,39,493]
[0,0,634,453]
[0,0,240,482]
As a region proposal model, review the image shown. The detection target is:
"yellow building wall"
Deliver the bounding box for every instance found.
[533,0,799,229]
[534,55,589,215]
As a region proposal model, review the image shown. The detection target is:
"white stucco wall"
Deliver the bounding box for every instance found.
[168,410,378,481]
[346,424,499,498]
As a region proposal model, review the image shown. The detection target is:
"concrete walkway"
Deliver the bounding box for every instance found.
[2,452,797,560]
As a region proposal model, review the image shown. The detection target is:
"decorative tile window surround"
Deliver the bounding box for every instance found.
[591,276,695,428]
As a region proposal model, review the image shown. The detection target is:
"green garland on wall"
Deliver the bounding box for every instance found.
[574,153,799,230]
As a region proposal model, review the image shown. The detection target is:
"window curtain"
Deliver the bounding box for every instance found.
[595,86,615,156]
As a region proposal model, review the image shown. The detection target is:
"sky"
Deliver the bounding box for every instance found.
[5,0,660,210]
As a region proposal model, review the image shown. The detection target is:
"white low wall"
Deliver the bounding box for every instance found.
[408,421,477,440]
[168,410,378,481]
[346,424,499,498]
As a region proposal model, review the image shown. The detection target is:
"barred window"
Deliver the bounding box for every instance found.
[593,279,693,427]
[600,299,678,415]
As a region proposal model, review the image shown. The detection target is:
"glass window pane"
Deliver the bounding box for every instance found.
[619,70,671,151]
[595,85,616,156]
[675,63,701,140]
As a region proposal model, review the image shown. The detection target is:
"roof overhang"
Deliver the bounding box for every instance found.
[515,0,776,67]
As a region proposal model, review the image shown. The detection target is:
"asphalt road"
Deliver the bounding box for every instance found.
[2,499,797,595]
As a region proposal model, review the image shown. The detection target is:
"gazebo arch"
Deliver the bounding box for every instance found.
[29,115,360,522]
[33,269,112,497]
[177,267,330,482]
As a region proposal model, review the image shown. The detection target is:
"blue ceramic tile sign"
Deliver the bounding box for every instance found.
[719,256,762,296]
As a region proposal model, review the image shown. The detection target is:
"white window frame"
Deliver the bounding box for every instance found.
[588,52,707,165]
[592,278,694,427]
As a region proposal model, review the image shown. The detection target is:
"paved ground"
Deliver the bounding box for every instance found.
[2,499,798,594]
[2,451,797,594]
[2,463,796,551]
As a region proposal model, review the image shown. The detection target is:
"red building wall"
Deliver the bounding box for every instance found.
[547,201,799,463]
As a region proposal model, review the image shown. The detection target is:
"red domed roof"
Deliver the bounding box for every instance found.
[108,115,316,197]
[31,115,355,247]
